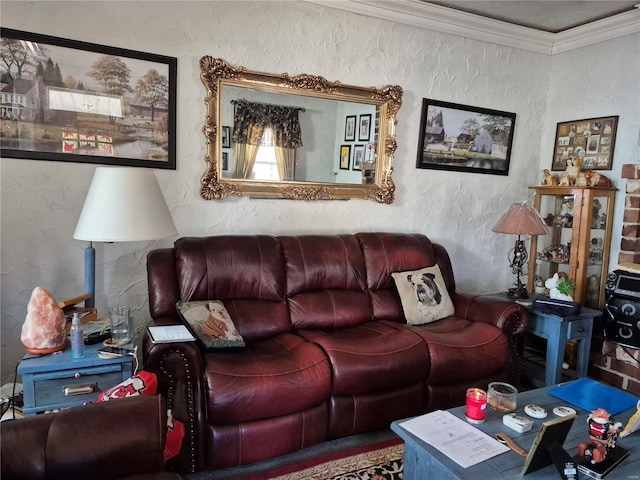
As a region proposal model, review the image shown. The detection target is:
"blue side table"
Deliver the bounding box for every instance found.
[523,304,601,387]
[18,341,134,416]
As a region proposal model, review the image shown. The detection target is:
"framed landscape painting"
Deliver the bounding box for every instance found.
[0,28,177,169]
[416,98,516,176]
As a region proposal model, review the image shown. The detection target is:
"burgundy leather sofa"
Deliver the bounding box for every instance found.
[1,395,185,480]
[143,232,528,473]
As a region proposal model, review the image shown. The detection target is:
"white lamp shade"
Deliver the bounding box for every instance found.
[73,167,177,242]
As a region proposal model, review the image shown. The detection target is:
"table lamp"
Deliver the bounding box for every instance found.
[73,167,178,309]
[492,202,549,299]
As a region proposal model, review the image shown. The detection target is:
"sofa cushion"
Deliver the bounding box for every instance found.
[356,233,455,322]
[176,300,245,349]
[174,236,290,342]
[281,235,371,329]
[392,265,455,325]
[409,317,508,383]
[203,333,331,424]
[296,321,429,395]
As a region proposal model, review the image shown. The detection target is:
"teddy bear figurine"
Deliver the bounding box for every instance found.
[578,408,623,464]
[541,169,559,186]
[565,155,582,185]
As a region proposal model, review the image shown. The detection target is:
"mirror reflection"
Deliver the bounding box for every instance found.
[200,57,402,202]
[221,86,377,185]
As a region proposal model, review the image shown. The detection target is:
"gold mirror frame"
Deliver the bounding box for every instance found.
[199,57,402,203]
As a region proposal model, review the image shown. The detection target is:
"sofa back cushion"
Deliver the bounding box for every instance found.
[356,233,456,322]
[280,235,371,329]
[173,236,290,342]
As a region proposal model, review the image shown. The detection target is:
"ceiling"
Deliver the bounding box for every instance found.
[305,0,640,54]
[425,1,639,33]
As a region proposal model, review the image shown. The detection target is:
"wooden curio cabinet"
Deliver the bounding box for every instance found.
[527,186,616,310]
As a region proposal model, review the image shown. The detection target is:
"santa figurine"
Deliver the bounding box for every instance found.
[578,408,623,464]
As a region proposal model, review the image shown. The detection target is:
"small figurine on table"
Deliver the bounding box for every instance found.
[578,408,623,464]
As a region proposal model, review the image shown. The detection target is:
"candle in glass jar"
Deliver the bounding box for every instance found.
[465,388,487,424]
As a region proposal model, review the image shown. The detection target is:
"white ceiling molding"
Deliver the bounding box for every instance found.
[552,8,640,54]
[303,0,640,56]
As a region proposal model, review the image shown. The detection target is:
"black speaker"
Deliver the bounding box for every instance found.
[603,270,640,349]
[604,296,640,348]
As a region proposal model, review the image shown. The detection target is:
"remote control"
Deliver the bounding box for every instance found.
[524,404,548,419]
[503,413,533,433]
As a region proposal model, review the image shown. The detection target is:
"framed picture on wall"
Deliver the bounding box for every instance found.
[352,144,364,170]
[0,28,177,169]
[416,98,516,176]
[358,114,371,141]
[339,144,351,170]
[552,116,618,171]
[222,152,228,170]
[344,115,356,141]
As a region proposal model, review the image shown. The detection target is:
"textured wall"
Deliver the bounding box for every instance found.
[545,34,640,268]
[1,1,636,384]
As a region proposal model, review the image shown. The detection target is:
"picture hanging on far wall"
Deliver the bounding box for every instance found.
[352,144,364,170]
[222,126,231,148]
[416,98,516,176]
[552,116,618,171]
[0,28,177,169]
[358,114,371,141]
[344,115,356,141]
[339,144,351,170]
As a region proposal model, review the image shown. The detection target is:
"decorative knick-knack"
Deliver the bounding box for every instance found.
[21,287,67,355]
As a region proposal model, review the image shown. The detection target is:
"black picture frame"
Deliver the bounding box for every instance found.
[352,144,364,170]
[416,98,516,176]
[0,28,177,169]
[552,115,618,171]
[222,152,228,171]
[339,144,351,170]
[222,126,231,148]
[344,115,356,141]
[358,114,371,141]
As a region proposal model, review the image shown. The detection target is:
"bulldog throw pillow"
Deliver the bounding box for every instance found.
[392,264,454,325]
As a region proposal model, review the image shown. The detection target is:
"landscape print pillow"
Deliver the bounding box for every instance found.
[176,300,245,349]
[391,264,454,325]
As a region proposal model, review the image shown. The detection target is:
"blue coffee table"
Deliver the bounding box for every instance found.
[392,381,639,479]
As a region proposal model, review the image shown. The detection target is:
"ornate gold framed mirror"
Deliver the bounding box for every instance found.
[199,57,402,203]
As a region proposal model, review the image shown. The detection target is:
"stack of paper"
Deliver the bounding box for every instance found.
[400,410,509,468]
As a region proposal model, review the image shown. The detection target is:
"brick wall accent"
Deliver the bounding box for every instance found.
[589,164,640,392]
[591,340,640,396]
[619,164,640,264]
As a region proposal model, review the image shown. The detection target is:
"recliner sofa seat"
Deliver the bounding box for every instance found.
[143,232,528,472]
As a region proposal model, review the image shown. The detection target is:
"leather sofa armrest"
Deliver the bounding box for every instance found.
[142,334,206,474]
[453,292,529,386]
[1,395,167,480]
[452,292,529,337]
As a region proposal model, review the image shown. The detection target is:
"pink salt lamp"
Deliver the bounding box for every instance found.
[21,287,67,354]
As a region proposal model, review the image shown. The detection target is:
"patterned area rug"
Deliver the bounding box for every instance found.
[236,438,404,480]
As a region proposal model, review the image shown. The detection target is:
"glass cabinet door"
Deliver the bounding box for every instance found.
[532,192,577,289]
[528,186,616,310]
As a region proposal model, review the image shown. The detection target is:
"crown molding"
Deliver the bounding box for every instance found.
[302,0,640,55]
[552,8,640,54]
